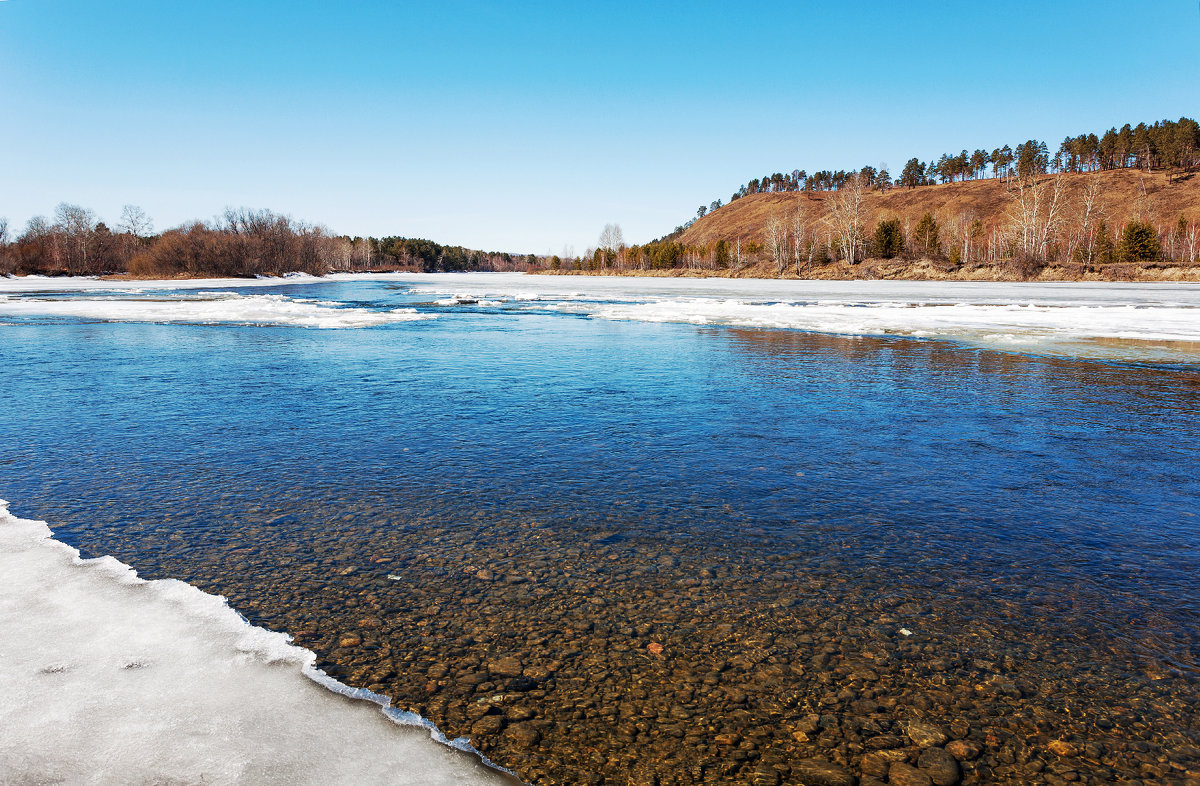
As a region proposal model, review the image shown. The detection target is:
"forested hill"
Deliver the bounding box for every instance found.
[707,116,1199,214]
[655,168,1200,281]
[679,169,1200,249]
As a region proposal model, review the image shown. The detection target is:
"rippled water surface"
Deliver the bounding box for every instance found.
[2,274,1199,784]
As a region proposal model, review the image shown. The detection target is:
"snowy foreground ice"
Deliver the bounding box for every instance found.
[0,501,511,786]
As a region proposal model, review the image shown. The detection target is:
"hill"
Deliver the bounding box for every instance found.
[679,170,1199,248]
[652,169,1200,281]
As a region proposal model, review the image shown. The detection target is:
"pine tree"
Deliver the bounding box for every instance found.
[872,219,904,259]
[714,239,730,268]
[914,213,941,257]
[1118,220,1161,262]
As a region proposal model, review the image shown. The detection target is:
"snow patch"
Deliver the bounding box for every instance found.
[0,500,512,785]
[0,293,433,329]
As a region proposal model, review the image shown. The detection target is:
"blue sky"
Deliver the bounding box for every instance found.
[1,1,1197,253]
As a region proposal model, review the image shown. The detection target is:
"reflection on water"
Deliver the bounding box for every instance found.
[2,279,1199,784]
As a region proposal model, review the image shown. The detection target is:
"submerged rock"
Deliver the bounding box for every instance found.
[917,746,961,786]
[904,721,949,748]
[888,761,934,786]
[793,757,857,786]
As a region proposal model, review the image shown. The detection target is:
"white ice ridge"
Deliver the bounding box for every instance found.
[391,273,1200,356]
[578,297,1200,343]
[0,272,336,292]
[0,292,431,328]
[0,500,513,786]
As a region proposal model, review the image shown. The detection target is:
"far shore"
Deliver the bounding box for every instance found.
[4,260,1199,286]
[537,257,1200,283]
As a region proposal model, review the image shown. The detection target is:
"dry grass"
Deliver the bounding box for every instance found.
[678,169,1200,248]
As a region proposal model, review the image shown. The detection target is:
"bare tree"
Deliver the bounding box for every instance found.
[766,216,789,276]
[1185,222,1200,266]
[118,205,154,240]
[824,175,867,264]
[598,223,624,269]
[0,217,10,275]
[791,206,818,275]
[1007,173,1066,262]
[53,203,97,274]
[1071,178,1104,265]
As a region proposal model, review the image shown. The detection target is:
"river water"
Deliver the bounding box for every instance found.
[2,273,1198,784]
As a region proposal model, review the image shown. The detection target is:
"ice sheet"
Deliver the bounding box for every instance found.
[0,292,431,329]
[0,500,512,786]
[5,272,1198,359]
[392,273,1200,361]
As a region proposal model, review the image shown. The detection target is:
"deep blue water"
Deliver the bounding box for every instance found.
[2,277,1199,673]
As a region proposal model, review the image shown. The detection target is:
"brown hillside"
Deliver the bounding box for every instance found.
[678,170,1200,248]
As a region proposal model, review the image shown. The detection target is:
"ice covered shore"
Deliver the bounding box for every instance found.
[0,500,510,785]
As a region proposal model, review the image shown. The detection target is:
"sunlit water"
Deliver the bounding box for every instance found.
[2,273,1199,783]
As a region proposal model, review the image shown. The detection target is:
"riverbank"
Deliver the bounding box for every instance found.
[541,257,1200,282]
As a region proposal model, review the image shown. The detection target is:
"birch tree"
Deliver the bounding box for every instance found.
[598,224,624,269]
[766,217,789,277]
[824,175,867,264]
[1185,221,1200,265]
[1008,172,1066,261]
[1071,178,1104,264]
[791,206,818,274]
[118,205,153,240]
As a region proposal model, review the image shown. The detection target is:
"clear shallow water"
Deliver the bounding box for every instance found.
[2,274,1200,783]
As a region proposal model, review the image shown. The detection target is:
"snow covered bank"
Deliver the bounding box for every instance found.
[0,273,337,292]
[0,500,511,785]
[0,292,430,329]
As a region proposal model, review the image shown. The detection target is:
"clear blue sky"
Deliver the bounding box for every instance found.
[1,1,1197,254]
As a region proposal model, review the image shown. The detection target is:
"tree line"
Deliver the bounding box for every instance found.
[717,116,1200,214]
[0,205,534,277]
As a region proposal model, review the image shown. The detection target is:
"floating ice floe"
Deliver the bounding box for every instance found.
[0,500,511,785]
[432,295,505,307]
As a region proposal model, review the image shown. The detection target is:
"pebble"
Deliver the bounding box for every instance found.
[792,757,856,786]
[502,722,540,749]
[917,746,961,786]
[944,739,981,761]
[1047,739,1078,757]
[488,657,523,678]
[889,761,934,786]
[95,508,1200,786]
[470,714,504,736]
[904,720,949,747]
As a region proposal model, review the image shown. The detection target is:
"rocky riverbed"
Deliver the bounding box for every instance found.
[88,509,1200,786]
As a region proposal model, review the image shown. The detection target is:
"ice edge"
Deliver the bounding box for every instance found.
[0,497,522,784]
